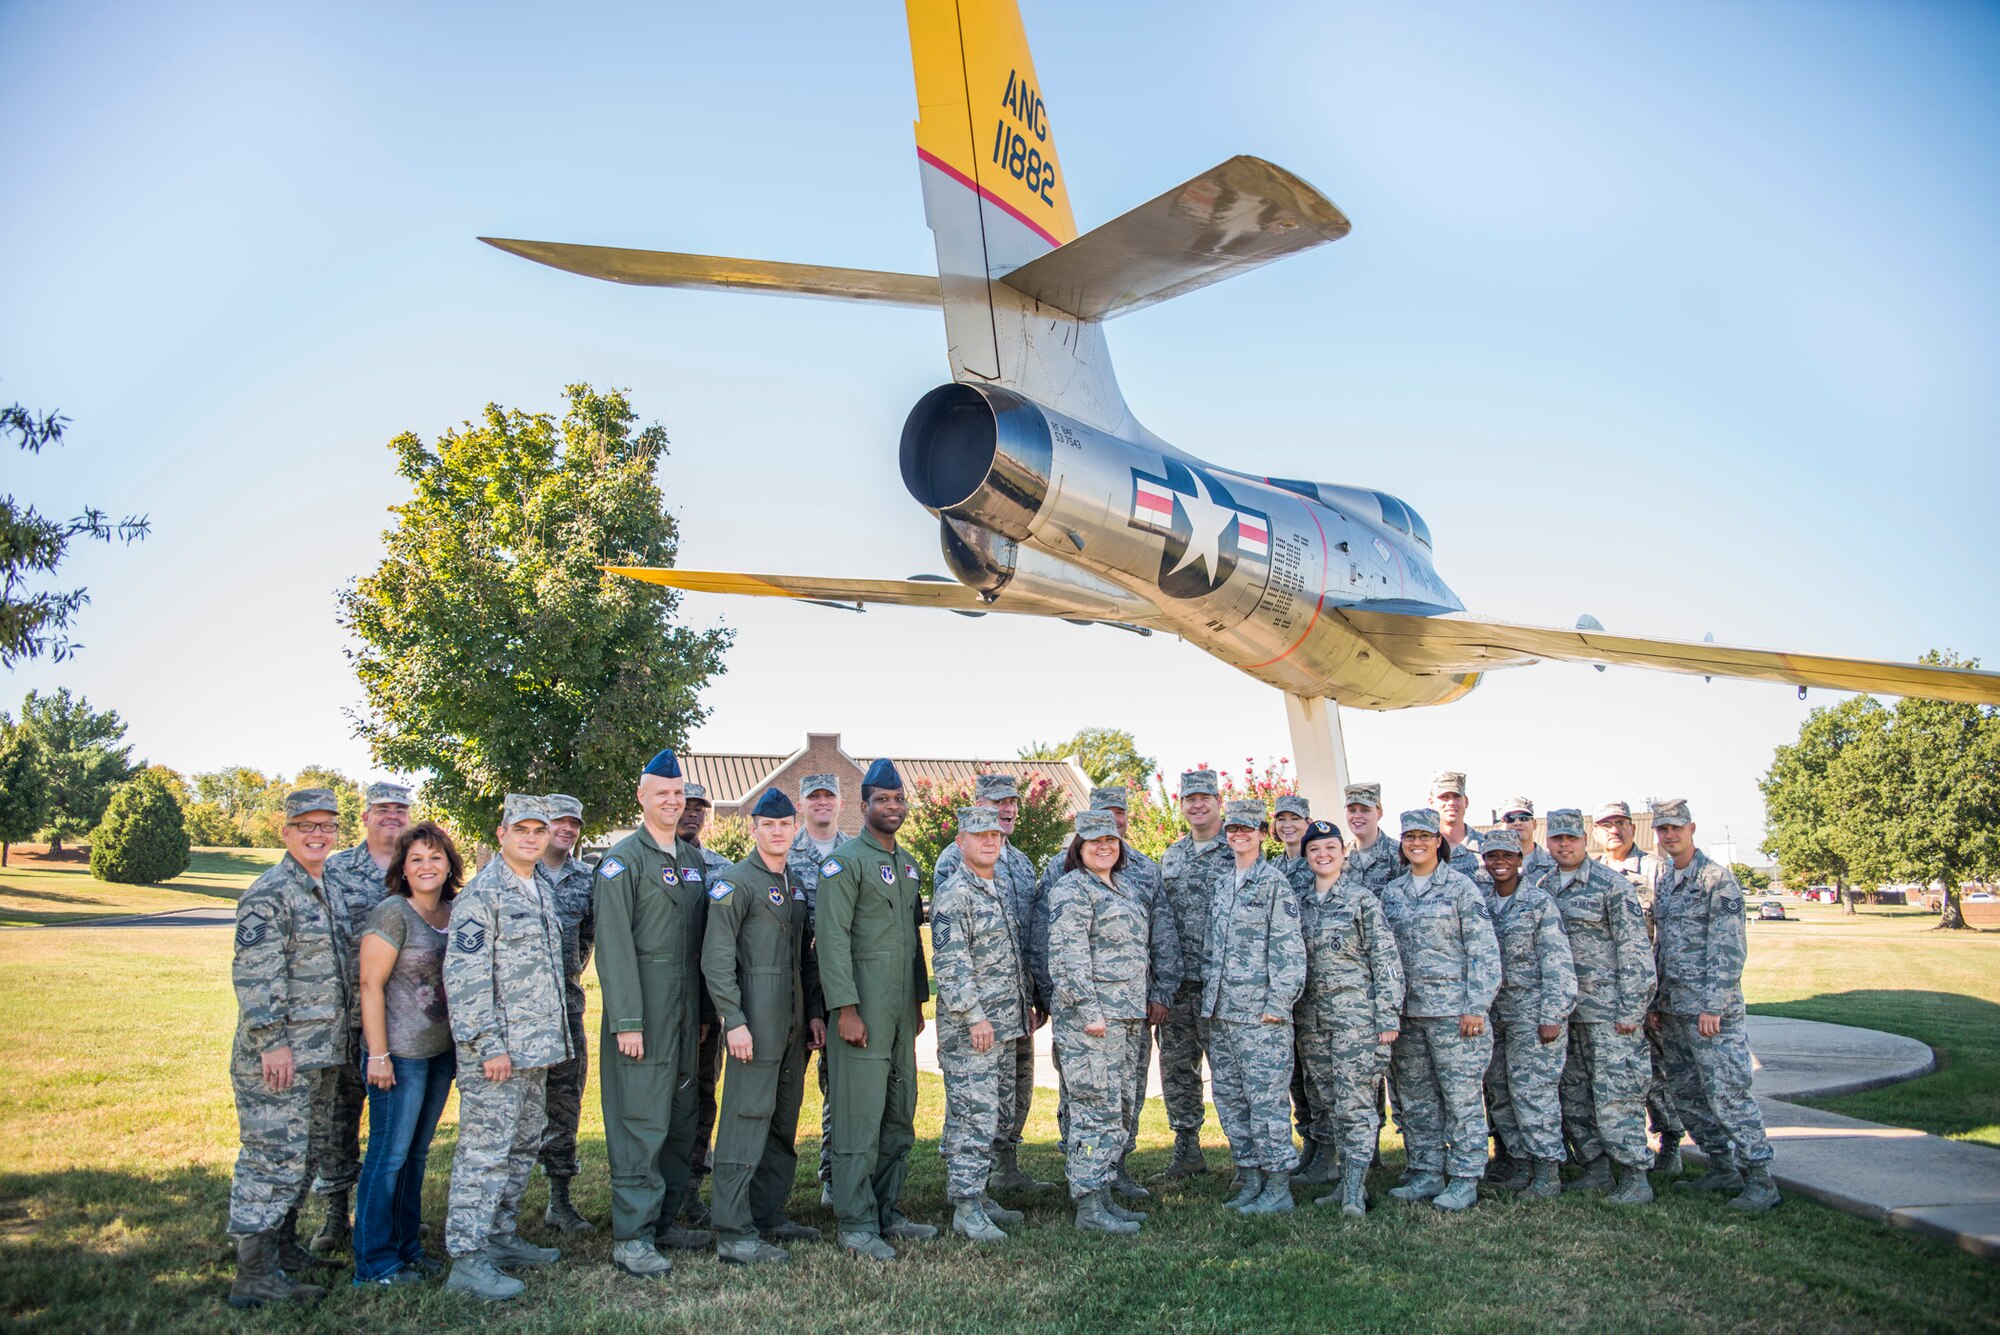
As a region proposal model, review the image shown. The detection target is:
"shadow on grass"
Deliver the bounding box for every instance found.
[185,851,279,881]
[1753,989,2000,1142]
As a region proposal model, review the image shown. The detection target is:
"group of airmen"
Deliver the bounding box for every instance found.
[223,752,1777,1307]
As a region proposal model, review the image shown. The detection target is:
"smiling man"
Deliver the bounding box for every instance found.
[535,793,598,1234]
[1155,769,1234,1180]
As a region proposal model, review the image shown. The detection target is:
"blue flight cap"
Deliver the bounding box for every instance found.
[862,758,903,790]
[750,788,796,820]
[643,748,683,779]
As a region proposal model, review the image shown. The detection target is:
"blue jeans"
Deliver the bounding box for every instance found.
[352,1050,455,1279]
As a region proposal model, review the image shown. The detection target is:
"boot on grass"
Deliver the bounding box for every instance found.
[228,1231,325,1309]
[1431,1177,1478,1211]
[989,1144,1050,1194]
[307,1190,350,1257]
[1677,1155,1744,1194]
[1605,1162,1656,1205]
[543,1176,593,1233]
[1729,1166,1782,1213]
[1566,1155,1613,1193]
[1153,1129,1208,1181]
[950,1196,1008,1243]
[1238,1171,1294,1215]
[1225,1168,1265,1211]
[1073,1188,1140,1236]
[276,1206,335,1272]
[446,1252,525,1301]
[1388,1172,1445,1202]
[1520,1159,1563,1201]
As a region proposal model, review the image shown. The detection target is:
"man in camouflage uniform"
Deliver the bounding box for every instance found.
[1542,808,1658,1205]
[1292,820,1404,1216]
[307,780,408,1257]
[1268,793,1328,1183]
[1598,798,1686,1173]
[442,795,572,1302]
[226,789,352,1309]
[932,806,1034,1242]
[1343,783,1401,893]
[1155,769,1234,1179]
[595,749,717,1280]
[932,773,1050,1196]
[1648,800,1780,1212]
[1382,808,1500,1211]
[1431,771,1488,886]
[701,788,826,1265]
[1479,829,1575,1200]
[677,781,735,1221]
[1496,797,1556,883]
[536,793,597,1233]
[1206,799,1309,1215]
[785,773,844,1204]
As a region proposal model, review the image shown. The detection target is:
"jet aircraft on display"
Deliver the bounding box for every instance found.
[482,0,2000,794]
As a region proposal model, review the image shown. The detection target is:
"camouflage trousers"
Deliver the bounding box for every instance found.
[1297,1008,1391,1167]
[1157,979,1212,1134]
[1657,1012,1773,1169]
[229,1055,328,1236]
[1391,1018,1493,1180]
[937,1023,1016,1198]
[1645,1024,1686,1148]
[692,1018,723,1183]
[1559,1021,1651,1169]
[445,1060,548,1257]
[1484,1016,1566,1162]
[538,1008,589,1180]
[997,1033,1034,1153]
[1121,1020,1155,1157]
[1209,1017,1299,1173]
[307,1030,365,1196]
[1052,1013,1139,1198]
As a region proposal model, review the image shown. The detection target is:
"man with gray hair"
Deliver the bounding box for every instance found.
[226,789,352,1308]
[932,772,1050,1196]
[442,795,571,1300]
[1155,769,1234,1180]
[537,793,597,1233]
[308,780,409,1258]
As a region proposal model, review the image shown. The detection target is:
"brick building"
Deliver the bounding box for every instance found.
[681,731,1094,836]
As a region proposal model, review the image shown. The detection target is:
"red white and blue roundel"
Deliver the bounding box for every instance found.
[1129,458,1270,600]
[879,864,896,885]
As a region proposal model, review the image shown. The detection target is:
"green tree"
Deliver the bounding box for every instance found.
[1820,651,2000,930]
[1760,696,1882,916]
[183,801,246,848]
[1729,862,1772,893]
[2,397,149,666]
[705,815,753,864]
[139,764,189,806]
[0,729,51,866]
[1018,727,1156,788]
[191,766,285,846]
[902,769,1074,890]
[294,764,364,846]
[89,773,191,884]
[15,688,138,852]
[338,385,730,836]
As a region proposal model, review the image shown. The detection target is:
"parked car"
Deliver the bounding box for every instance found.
[1757,900,1789,921]
[1968,893,1997,903]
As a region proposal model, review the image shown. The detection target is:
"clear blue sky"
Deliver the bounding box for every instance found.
[5,0,1996,857]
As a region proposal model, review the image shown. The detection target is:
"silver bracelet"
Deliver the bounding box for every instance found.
[368,1053,391,1064]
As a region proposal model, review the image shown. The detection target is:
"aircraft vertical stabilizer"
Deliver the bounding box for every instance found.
[905,0,1135,436]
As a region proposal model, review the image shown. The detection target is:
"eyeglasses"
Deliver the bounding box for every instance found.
[1503,813,1535,823]
[288,821,341,835]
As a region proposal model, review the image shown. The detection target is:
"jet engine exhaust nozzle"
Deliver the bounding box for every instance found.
[899,383,1052,542]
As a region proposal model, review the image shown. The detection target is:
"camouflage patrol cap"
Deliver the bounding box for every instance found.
[285,788,340,820]
[364,782,412,808]
[1500,796,1536,818]
[800,772,841,799]
[1074,809,1119,841]
[683,782,711,806]
[502,793,552,827]
[974,774,1020,802]
[1179,769,1220,798]
[1399,808,1442,836]
[1593,800,1633,823]
[957,806,1004,835]
[1545,809,1587,839]
[1089,785,1131,811]
[1650,798,1693,827]
[1483,828,1522,854]
[1222,799,1267,830]
[1344,782,1383,811]
[1431,771,1468,798]
[543,793,584,822]
[1274,794,1311,820]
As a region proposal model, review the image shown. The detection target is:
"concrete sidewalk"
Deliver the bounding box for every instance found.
[916,1011,2000,1261]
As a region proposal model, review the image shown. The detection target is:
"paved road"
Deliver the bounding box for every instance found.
[11,906,237,930]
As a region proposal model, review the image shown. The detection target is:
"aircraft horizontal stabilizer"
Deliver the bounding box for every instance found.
[607,567,990,610]
[480,238,941,308]
[1337,608,2000,705]
[997,156,1350,321]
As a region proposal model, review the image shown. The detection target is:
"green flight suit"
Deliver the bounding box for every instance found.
[593,824,713,1241]
[814,830,929,1237]
[700,851,821,1243]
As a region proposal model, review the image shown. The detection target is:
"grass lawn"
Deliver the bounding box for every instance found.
[3,907,1999,1334]
[0,848,278,927]
[1743,899,2000,1146]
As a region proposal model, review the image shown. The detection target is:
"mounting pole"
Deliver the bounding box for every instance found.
[1283,692,1350,806]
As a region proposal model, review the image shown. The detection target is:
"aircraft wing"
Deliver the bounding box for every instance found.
[1337,607,2000,705]
[480,238,941,308]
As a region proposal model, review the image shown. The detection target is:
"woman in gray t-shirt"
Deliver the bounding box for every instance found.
[352,821,463,1284]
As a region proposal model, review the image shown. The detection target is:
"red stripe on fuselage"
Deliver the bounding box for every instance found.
[916,148,1064,250]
